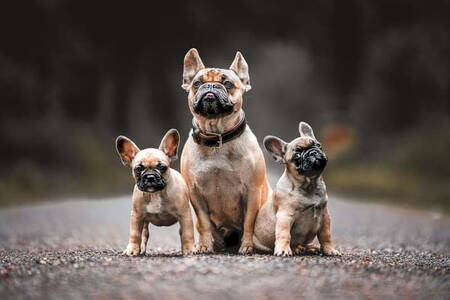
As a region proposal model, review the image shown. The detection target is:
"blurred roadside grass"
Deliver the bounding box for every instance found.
[0,128,131,207]
[326,126,450,212]
[0,125,448,212]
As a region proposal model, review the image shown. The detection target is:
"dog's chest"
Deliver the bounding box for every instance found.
[193,149,248,227]
[145,194,165,214]
[290,195,326,245]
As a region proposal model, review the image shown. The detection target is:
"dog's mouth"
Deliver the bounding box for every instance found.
[292,147,327,177]
[137,172,166,193]
[193,89,234,119]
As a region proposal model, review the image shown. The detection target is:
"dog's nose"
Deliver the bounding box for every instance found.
[144,174,156,182]
[205,92,216,99]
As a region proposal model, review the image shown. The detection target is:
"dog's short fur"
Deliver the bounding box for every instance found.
[180,48,270,254]
[116,129,195,256]
[253,122,340,256]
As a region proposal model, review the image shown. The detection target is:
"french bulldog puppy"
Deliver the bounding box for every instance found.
[180,48,270,254]
[116,129,195,256]
[253,122,340,256]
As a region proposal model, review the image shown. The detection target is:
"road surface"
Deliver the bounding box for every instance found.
[0,193,449,299]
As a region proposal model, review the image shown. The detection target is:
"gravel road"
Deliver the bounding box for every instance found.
[0,192,449,299]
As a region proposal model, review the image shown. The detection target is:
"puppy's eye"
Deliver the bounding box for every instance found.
[192,80,202,89]
[156,163,168,173]
[223,80,234,89]
[135,165,144,174]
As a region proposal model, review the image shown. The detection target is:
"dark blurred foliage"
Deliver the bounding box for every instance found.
[0,0,448,209]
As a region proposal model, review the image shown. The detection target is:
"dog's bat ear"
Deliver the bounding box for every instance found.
[182,48,205,91]
[116,136,140,166]
[230,51,251,92]
[299,122,316,140]
[263,135,287,163]
[159,129,180,162]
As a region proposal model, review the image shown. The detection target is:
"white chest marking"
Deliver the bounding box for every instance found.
[146,196,163,214]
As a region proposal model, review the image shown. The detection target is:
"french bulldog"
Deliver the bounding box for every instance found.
[180,48,270,254]
[253,122,340,256]
[116,129,195,256]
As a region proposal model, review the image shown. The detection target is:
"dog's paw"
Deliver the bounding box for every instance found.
[139,247,147,255]
[296,244,320,255]
[321,246,341,256]
[122,243,140,256]
[182,244,196,255]
[274,245,293,257]
[238,244,254,255]
[195,242,214,254]
[293,245,306,255]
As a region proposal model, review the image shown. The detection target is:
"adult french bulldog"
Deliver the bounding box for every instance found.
[180,48,270,254]
[253,122,340,256]
[116,129,195,256]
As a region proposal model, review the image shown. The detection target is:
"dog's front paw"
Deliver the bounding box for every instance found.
[195,236,214,254]
[238,243,254,255]
[122,243,140,256]
[274,244,293,257]
[321,245,341,256]
[293,245,306,255]
[139,246,147,255]
[182,244,196,255]
[294,244,320,255]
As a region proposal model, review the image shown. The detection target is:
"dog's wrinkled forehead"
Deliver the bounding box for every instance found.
[285,137,316,158]
[133,149,169,167]
[292,137,315,149]
[195,68,240,83]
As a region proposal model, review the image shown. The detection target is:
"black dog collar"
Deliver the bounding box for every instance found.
[191,114,247,148]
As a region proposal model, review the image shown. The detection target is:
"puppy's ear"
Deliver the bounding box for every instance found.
[230,51,251,92]
[299,122,316,140]
[116,136,140,166]
[159,129,180,162]
[263,136,287,163]
[182,48,205,91]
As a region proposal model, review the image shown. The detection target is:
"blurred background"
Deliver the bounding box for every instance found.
[0,0,448,211]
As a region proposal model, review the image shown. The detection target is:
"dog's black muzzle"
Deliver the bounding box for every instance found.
[292,147,328,177]
[137,171,166,192]
[193,84,234,119]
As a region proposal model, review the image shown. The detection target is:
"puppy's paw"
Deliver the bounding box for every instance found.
[182,244,196,255]
[293,245,306,255]
[139,247,147,255]
[274,245,293,257]
[321,246,341,256]
[195,236,214,254]
[238,244,254,255]
[122,243,140,256]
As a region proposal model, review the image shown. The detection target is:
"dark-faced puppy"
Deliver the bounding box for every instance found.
[116,129,195,256]
[253,122,340,256]
[180,48,270,254]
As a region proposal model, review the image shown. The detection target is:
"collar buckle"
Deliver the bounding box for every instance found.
[205,131,223,148]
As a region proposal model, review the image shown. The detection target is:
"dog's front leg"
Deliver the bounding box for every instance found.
[239,186,262,254]
[178,201,196,255]
[140,221,149,255]
[274,210,294,256]
[189,190,214,253]
[123,210,145,256]
[317,205,340,256]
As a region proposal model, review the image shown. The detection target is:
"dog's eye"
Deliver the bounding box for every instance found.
[223,80,234,89]
[156,163,168,173]
[192,80,202,89]
[135,165,144,174]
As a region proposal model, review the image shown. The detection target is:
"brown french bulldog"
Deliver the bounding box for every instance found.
[180,48,270,254]
[253,122,340,256]
[116,129,195,256]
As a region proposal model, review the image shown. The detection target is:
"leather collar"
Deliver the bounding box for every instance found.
[191,114,247,148]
